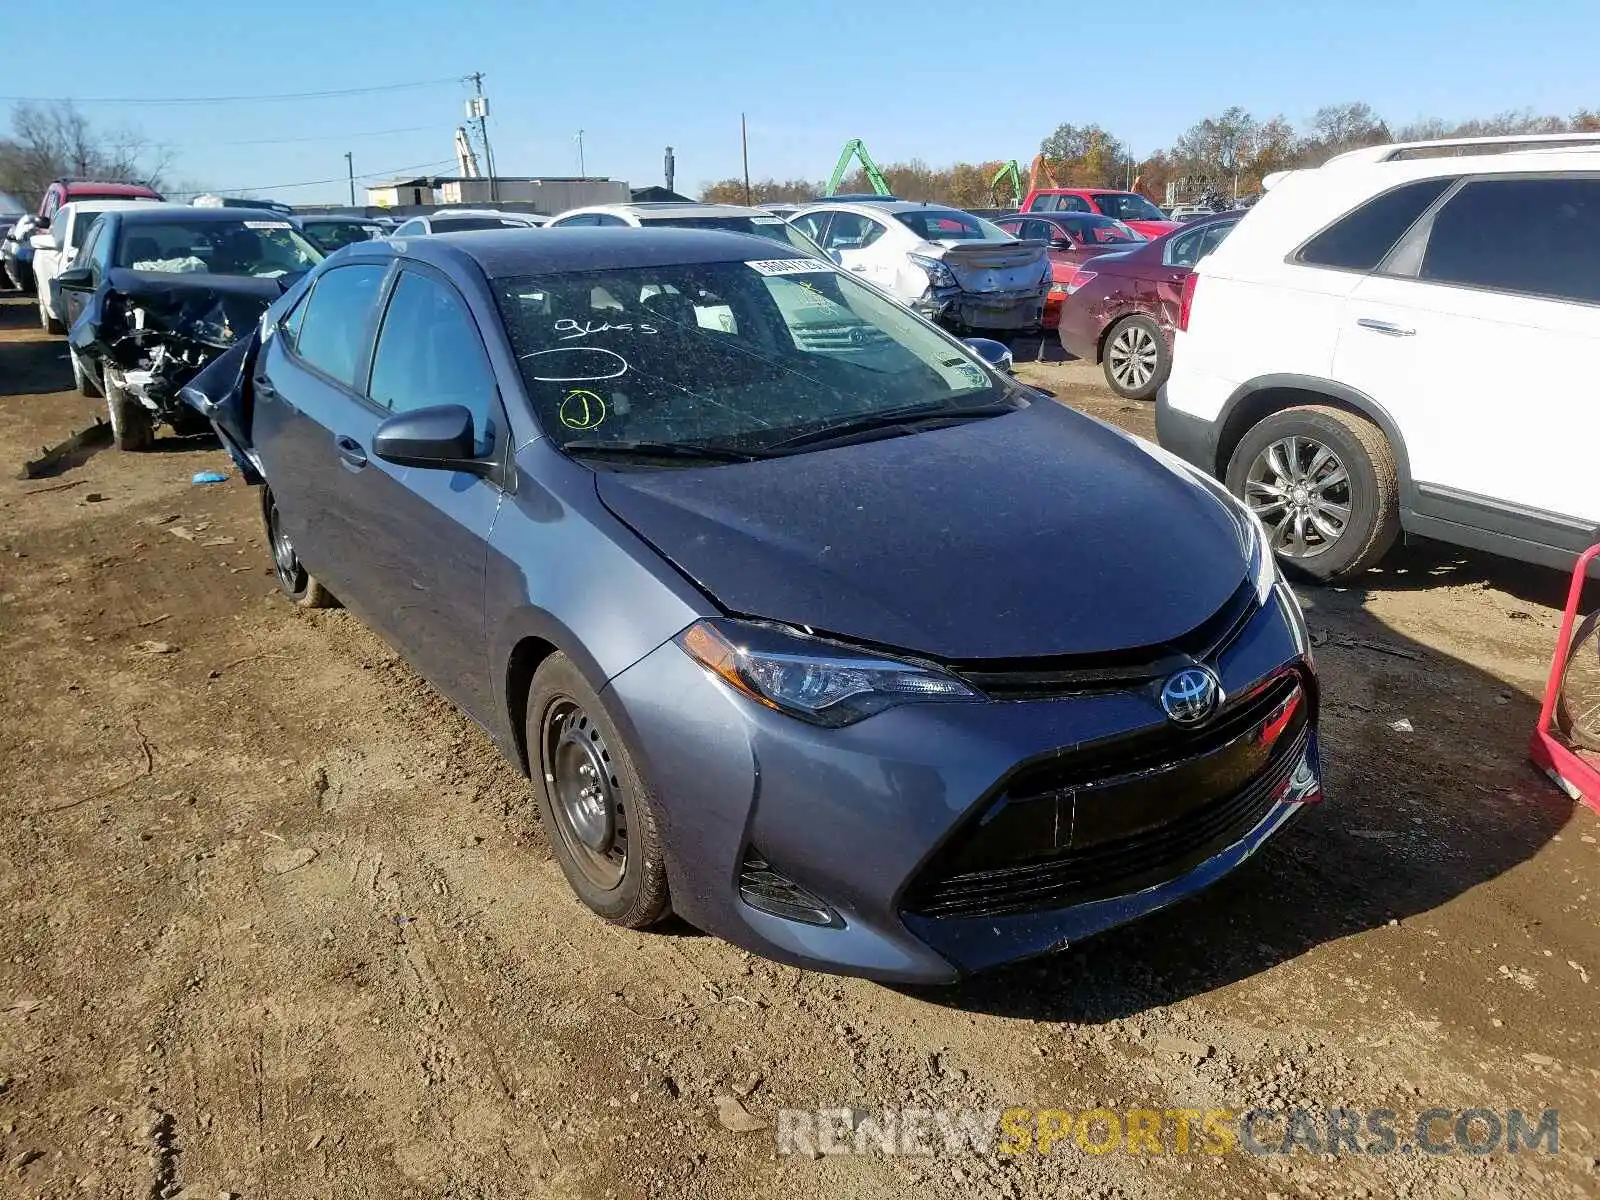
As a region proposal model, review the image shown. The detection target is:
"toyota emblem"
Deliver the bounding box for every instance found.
[1161,667,1222,726]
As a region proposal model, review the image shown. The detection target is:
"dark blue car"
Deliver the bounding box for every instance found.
[185,227,1321,983]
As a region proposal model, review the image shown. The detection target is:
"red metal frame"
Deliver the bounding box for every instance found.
[1529,543,1600,814]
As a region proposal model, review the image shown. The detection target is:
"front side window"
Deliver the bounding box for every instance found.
[1296,177,1455,271]
[1093,193,1168,223]
[114,219,323,277]
[369,270,499,453]
[493,257,1015,459]
[894,208,1011,242]
[1417,177,1600,304]
[291,263,388,387]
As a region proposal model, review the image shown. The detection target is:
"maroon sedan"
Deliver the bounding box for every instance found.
[996,213,1146,330]
[1057,212,1240,400]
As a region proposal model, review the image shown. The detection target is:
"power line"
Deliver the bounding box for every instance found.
[0,78,461,106]
[221,126,431,147]
[165,157,458,197]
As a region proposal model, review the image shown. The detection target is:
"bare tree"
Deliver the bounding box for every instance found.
[0,101,172,208]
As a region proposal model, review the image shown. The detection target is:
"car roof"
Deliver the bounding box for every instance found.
[365,226,810,278]
[1030,187,1131,196]
[301,213,382,223]
[796,199,971,215]
[61,181,161,198]
[114,203,299,225]
[58,199,161,216]
[561,202,771,219]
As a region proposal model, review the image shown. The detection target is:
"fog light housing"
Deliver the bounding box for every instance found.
[739,851,841,927]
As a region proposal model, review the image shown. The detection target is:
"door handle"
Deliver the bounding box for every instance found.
[334,434,368,471]
[848,264,868,272]
[1355,317,1415,337]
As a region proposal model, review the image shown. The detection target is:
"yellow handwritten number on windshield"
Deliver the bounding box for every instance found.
[559,389,608,431]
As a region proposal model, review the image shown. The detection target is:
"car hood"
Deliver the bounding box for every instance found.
[594,401,1249,660]
[1127,219,1180,237]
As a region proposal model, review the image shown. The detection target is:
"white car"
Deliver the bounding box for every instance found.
[546,201,823,255]
[31,199,160,332]
[1158,132,1600,580]
[389,209,546,236]
[787,201,1047,333]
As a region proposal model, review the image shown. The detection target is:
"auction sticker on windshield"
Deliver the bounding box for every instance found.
[746,259,832,276]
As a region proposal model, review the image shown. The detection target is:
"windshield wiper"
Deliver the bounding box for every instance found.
[560,438,768,463]
[763,400,1015,454]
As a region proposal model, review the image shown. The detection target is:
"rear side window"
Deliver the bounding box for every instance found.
[1297,178,1454,271]
[1418,177,1600,304]
[369,270,499,452]
[292,263,387,386]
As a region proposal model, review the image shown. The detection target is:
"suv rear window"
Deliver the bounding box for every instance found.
[1418,177,1600,304]
[1296,178,1454,271]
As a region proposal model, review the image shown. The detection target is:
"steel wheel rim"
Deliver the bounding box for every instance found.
[267,499,306,593]
[1108,324,1158,389]
[1243,435,1352,560]
[542,699,627,891]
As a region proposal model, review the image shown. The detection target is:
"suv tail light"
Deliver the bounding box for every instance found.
[1063,269,1096,296]
[1178,272,1199,332]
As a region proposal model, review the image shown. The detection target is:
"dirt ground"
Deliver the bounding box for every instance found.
[0,294,1596,1200]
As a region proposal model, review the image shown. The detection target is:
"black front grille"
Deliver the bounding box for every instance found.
[902,672,1309,920]
[950,579,1260,699]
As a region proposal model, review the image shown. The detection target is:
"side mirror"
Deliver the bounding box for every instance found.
[56,264,94,290]
[372,404,488,473]
[1049,236,1074,250]
[962,336,1014,375]
[29,232,57,251]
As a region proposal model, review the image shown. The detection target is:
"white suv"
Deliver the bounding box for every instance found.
[1158,133,1600,580]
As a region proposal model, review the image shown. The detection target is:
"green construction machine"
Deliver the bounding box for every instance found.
[990,160,1023,209]
[826,139,893,196]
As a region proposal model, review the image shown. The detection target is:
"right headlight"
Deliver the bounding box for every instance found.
[677,619,978,727]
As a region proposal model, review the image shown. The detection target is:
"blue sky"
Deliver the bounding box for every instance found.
[7,0,1599,205]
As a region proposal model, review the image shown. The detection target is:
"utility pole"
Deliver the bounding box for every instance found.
[345,151,355,206]
[664,146,675,193]
[576,129,585,178]
[466,72,497,201]
[740,113,751,207]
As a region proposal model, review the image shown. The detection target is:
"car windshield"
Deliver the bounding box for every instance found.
[494,257,1015,459]
[116,219,323,277]
[1056,215,1146,245]
[303,220,382,251]
[643,214,824,257]
[1094,193,1169,223]
[893,208,1011,242]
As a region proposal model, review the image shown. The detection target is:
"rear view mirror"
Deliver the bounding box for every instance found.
[963,337,1014,375]
[56,264,94,290]
[372,404,488,473]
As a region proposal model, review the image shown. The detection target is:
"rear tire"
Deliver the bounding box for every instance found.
[71,351,100,397]
[1225,405,1399,582]
[1556,610,1600,752]
[105,379,155,452]
[527,654,672,929]
[262,487,336,608]
[1102,314,1168,400]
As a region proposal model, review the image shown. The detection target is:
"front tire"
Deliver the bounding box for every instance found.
[39,297,63,335]
[527,654,672,928]
[105,378,155,452]
[262,487,335,608]
[1225,405,1399,581]
[1102,314,1168,400]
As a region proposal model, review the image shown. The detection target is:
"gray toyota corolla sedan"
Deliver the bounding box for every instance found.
[184,227,1322,983]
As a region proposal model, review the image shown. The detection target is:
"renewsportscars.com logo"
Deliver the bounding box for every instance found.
[775,1106,1560,1158]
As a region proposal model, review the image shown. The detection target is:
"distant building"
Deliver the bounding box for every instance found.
[367,177,440,207]
[631,186,694,203]
[365,175,629,213]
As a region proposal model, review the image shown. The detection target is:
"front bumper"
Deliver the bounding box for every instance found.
[605,590,1318,984]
